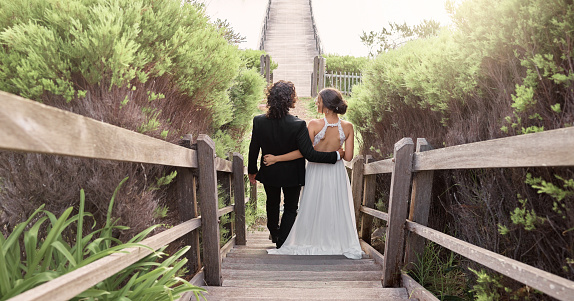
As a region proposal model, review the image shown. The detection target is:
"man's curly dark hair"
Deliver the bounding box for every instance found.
[265,80,298,119]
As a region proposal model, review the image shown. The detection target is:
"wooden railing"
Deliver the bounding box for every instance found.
[258,0,272,51]
[323,71,362,95]
[0,91,254,300]
[347,129,574,300]
[308,0,322,54]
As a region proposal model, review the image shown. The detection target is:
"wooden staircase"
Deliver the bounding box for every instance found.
[200,231,414,300]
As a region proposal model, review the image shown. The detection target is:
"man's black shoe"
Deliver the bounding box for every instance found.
[269,234,278,243]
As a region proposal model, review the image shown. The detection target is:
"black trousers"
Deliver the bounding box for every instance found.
[263,184,301,247]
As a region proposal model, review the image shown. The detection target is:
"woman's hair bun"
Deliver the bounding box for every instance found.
[319,88,348,115]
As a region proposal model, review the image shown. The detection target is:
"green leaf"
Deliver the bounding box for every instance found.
[50,241,77,268]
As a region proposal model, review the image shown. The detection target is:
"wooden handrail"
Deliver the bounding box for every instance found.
[413,127,574,171]
[406,220,574,299]
[354,128,574,299]
[0,91,255,298]
[0,91,198,168]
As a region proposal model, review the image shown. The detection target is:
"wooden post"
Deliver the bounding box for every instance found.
[265,54,271,83]
[350,155,365,235]
[404,139,434,270]
[360,155,376,244]
[260,54,271,84]
[219,155,233,241]
[312,56,319,97]
[260,54,265,77]
[250,180,258,212]
[318,57,326,92]
[382,138,414,287]
[176,134,201,274]
[196,135,222,286]
[232,153,247,245]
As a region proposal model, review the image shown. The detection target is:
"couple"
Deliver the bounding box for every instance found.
[247,80,363,260]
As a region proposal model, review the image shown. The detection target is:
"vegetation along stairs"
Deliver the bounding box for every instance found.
[195,231,414,300]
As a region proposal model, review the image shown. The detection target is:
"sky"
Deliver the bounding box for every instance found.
[198,0,454,57]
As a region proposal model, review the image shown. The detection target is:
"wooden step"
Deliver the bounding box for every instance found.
[221,280,383,288]
[222,256,376,266]
[200,287,410,300]
[222,270,383,281]
[222,262,381,271]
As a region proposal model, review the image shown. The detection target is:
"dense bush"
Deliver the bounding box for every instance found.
[0,0,265,241]
[350,0,573,298]
[239,49,278,74]
[323,53,370,74]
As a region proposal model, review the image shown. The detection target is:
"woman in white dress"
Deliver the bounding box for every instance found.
[264,88,364,259]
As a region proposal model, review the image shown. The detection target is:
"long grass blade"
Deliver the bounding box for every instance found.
[104,177,129,249]
[31,206,74,275]
[76,189,85,265]
[50,241,77,267]
[23,216,48,275]
[0,205,45,296]
[2,271,59,300]
[2,205,44,257]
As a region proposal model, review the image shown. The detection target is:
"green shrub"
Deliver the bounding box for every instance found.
[349,0,574,296]
[323,54,370,74]
[0,0,265,240]
[239,49,278,73]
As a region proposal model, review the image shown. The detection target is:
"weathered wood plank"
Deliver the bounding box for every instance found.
[402,273,439,301]
[217,205,235,218]
[406,221,574,300]
[232,153,247,245]
[404,138,434,270]
[249,180,257,212]
[177,156,201,273]
[218,165,233,240]
[197,135,222,286]
[413,127,574,171]
[215,157,233,172]
[221,280,383,288]
[222,257,376,266]
[382,138,414,288]
[221,270,385,281]
[360,239,385,268]
[361,156,376,244]
[360,206,389,222]
[226,252,355,260]
[364,158,393,175]
[7,218,201,301]
[201,287,409,300]
[0,91,197,167]
[221,262,381,272]
[351,155,365,233]
[220,236,235,258]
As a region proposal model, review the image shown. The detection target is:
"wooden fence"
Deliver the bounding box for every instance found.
[311,56,363,97]
[347,129,574,300]
[0,91,254,301]
[323,72,362,95]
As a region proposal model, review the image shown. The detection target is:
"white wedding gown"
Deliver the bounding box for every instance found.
[268,118,364,259]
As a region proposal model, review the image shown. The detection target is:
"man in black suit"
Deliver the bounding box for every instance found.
[248,81,341,248]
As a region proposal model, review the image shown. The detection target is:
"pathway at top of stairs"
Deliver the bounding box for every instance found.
[263,0,319,97]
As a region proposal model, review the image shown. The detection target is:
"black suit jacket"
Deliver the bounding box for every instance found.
[248,114,337,187]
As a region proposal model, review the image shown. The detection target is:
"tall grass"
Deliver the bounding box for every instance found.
[0,178,205,301]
